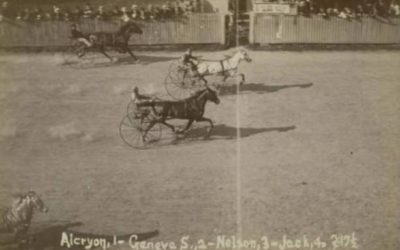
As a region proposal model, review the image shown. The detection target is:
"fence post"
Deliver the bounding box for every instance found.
[249,12,255,44]
[219,13,226,45]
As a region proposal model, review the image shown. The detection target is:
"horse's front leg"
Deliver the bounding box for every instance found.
[13,226,28,245]
[240,73,245,85]
[125,45,139,62]
[231,71,245,85]
[222,73,229,82]
[160,120,176,133]
[196,117,214,137]
[99,46,114,62]
[177,119,194,134]
[198,75,208,86]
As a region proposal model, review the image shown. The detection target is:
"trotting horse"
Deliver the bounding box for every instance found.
[0,191,48,242]
[80,22,143,62]
[137,86,220,140]
[191,49,252,85]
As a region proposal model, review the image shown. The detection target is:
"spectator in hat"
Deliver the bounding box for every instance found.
[83,3,93,19]
[120,6,130,23]
[15,11,22,20]
[139,6,147,20]
[131,4,139,19]
[71,6,82,21]
[32,7,43,21]
[22,8,32,21]
[355,4,364,18]
[63,9,71,21]
[111,5,121,18]
[53,5,62,20]
[1,1,13,18]
[389,1,400,16]
[95,5,107,20]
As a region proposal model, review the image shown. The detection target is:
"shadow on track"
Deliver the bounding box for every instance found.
[136,55,178,65]
[219,82,313,96]
[63,55,177,69]
[109,55,177,66]
[181,124,296,142]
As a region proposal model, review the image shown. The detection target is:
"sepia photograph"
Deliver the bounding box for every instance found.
[0,0,399,250]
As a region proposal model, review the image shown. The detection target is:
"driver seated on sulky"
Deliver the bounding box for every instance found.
[69,24,95,48]
[131,86,155,104]
[180,48,199,77]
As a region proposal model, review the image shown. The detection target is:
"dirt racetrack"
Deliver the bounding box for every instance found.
[0,50,399,250]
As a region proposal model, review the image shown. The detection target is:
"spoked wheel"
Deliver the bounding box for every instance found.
[126,100,138,118]
[62,41,95,69]
[119,115,162,149]
[165,61,202,100]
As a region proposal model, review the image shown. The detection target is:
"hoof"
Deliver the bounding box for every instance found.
[203,132,211,139]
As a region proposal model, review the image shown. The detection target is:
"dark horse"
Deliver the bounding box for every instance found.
[82,22,143,62]
[1,191,48,243]
[136,87,220,140]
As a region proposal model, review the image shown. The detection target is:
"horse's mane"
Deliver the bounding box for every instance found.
[9,191,36,206]
[117,22,142,36]
[188,88,207,99]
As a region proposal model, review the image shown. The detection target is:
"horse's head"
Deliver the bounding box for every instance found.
[237,49,252,63]
[25,191,48,213]
[205,86,220,104]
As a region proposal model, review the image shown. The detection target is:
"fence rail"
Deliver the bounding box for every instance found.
[0,13,225,47]
[250,14,400,44]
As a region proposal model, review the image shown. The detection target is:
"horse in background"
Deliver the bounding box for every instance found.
[1,191,48,242]
[77,22,143,62]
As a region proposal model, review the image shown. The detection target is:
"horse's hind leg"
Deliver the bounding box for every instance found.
[142,120,157,142]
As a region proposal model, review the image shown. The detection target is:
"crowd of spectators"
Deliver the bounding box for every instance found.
[290,0,400,19]
[0,0,201,22]
[1,0,400,23]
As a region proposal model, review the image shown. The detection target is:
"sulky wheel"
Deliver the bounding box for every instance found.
[62,41,84,62]
[126,100,139,118]
[165,61,200,100]
[62,40,95,69]
[119,115,162,149]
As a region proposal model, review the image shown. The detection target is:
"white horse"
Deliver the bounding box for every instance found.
[1,191,48,242]
[194,49,252,85]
